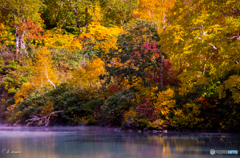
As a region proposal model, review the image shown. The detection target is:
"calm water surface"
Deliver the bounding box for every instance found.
[0,125,239,158]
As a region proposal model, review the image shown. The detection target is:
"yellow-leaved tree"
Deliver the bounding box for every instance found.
[159,0,240,129]
[88,2,104,23]
[78,22,122,55]
[0,23,15,50]
[43,29,82,51]
[68,57,105,89]
[10,48,58,111]
[30,48,58,89]
[132,0,176,32]
[172,103,203,128]
[151,88,176,128]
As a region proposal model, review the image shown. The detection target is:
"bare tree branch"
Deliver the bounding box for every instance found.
[208,44,217,50]
[45,69,56,89]
[26,110,63,127]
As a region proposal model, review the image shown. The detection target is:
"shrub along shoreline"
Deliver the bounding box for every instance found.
[1,83,239,133]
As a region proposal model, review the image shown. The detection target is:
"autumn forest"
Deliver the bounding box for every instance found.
[0,0,240,132]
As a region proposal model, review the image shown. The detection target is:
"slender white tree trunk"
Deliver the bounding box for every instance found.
[15,27,19,55]
[162,0,166,29]
[14,17,19,58]
[20,16,27,54]
[20,32,26,54]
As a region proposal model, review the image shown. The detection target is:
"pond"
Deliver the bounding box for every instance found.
[0,125,239,158]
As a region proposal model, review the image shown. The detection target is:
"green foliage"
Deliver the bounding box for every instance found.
[40,0,97,31]
[0,60,18,75]
[0,0,42,24]
[101,89,135,125]
[99,0,137,26]
[0,60,31,94]
[51,48,84,71]
[102,19,162,87]
[8,84,105,125]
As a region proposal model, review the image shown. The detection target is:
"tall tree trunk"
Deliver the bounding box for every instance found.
[85,6,88,28]
[20,16,26,54]
[73,8,82,32]
[14,20,19,58]
[162,0,166,29]
[20,32,26,54]
[122,19,125,26]
[14,16,19,58]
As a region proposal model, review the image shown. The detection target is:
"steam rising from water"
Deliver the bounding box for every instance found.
[0,124,115,132]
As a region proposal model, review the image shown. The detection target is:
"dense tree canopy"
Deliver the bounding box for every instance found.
[0,0,240,132]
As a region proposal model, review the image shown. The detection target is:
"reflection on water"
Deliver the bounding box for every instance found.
[0,126,239,158]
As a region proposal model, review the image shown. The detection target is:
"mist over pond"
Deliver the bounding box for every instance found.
[0,125,239,158]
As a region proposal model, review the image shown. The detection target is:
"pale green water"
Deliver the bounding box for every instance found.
[0,126,239,158]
